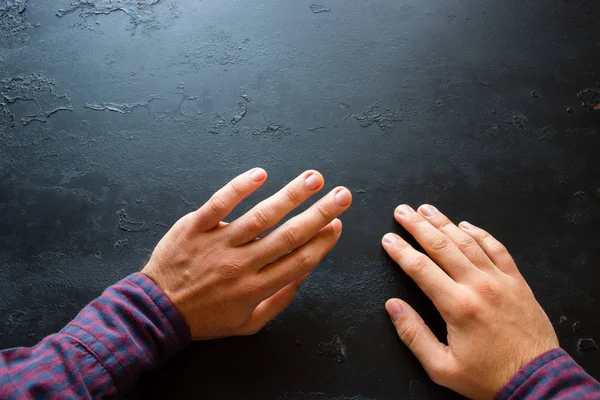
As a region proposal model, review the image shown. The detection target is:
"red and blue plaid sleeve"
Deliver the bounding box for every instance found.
[497,348,600,399]
[0,272,191,399]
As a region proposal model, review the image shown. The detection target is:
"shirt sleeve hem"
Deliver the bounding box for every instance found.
[495,348,569,400]
[126,272,191,346]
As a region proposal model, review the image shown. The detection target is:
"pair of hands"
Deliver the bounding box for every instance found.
[142,169,559,399]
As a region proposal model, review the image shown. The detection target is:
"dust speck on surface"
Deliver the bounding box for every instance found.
[578,338,598,353]
[507,113,528,129]
[117,209,148,232]
[310,4,331,13]
[207,114,227,134]
[351,104,402,131]
[408,380,427,398]
[114,238,129,254]
[317,334,346,363]
[573,321,581,332]
[577,88,600,110]
[6,311,25,327]
[230,102,247,124]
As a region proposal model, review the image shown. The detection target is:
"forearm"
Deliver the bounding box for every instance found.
[0,273,190,399]
[497,349,600,400]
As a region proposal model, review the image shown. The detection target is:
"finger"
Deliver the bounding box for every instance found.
[193,168,268,231]
[385,298,453,386]
[227,170,325,245]
[251,187,352,264]
[417,205,495,274]
[394,205,478,281]
[241,274,308,335]
[382,233,459,312]
[259,219,342,298]
[459,221,520,276]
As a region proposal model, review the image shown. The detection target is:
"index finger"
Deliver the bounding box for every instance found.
[192,168,268,231]
[382,233,460,314]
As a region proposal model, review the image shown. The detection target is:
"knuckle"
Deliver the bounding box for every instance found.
[436,217,452,230]
[408,254,430,274]
[314,203,333,223]
[228,180,246,200]
[281,224,305,248]
[454,294,480,320]
[427,234,453,253]
[237,280,259,300]
[171,215,192,235]
[475,281,501,304]
[283,188,301,205]
[398,324,419,349]
[296,249,317,270]
[478,230,494,243]
[455,236,479,252]
[488,240,508,255]
[208,195,227,215]
[219,260,244,280]
[249,207,272,231]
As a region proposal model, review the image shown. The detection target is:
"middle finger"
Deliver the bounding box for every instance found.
[227,170,325,245]
[251,187,352,265]
[394,205,479,281]
[417,204,496,273]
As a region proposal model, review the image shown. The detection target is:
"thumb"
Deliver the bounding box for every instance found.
[241,275,307,335]
[385,298,452,384]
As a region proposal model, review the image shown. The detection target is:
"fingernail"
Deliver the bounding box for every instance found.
[420,204,438,218]
[305,173,322,190]
[250,168,266,182]
[334,188,352,206]
[460,221,475,230]
[382,233,398,245]
[331,218,342,234]
[395,205,413,216]
[387,300,403,322]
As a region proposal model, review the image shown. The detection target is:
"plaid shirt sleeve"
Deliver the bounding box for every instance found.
[497,348,600,399]
[0,272,191,399]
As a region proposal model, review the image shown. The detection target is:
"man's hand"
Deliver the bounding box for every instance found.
[382,204,559,399]
[142,168,352,340]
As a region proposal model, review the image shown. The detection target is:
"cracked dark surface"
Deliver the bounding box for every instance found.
[0,74,73,126]
[1,0,600,399]
[57,0,162,28]
[0,0,31,43]
[351,104,403,131]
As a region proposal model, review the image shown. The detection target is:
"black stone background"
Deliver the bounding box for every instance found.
[1,0,599,399]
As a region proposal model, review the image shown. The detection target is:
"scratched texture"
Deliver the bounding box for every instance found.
[1,0,600,399]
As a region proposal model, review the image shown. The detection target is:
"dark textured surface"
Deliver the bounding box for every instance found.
[1,0,600,399]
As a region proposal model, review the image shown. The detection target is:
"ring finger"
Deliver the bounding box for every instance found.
[251,187,352,265]
[417,205,496,274]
